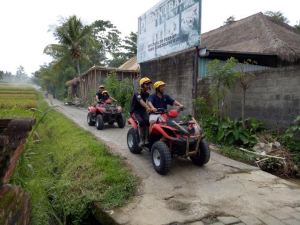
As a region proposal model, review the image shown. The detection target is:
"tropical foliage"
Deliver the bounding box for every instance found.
[34,15,137,100]
[207,57,239,119]
[264,11,289,24]
[104,73,134,115]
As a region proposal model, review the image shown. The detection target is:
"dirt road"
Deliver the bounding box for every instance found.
[49,98,300,225]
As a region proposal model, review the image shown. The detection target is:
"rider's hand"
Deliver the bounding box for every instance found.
[150,107,157,113]
[178,105,184,111]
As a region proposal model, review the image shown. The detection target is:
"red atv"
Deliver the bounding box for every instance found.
[87,99,126,130]
[127,108,210,175]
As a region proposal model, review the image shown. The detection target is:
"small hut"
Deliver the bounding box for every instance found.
[66,63,139,105]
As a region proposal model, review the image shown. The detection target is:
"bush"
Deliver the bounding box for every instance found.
[104,73,133,115]
[204,117,264,147]
[280,116,300,164]
[193,97,212,121]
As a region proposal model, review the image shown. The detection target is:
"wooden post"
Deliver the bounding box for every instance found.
[94,68,97,91]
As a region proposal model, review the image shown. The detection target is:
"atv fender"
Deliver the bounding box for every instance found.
[88,107,97,113]
[151,124,175,140]
[128,117,138,129]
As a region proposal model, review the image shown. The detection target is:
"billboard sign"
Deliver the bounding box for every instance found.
[137,0,202,63]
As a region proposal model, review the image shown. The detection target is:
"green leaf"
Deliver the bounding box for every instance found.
[217,129,225,142]
[239,135,249,145]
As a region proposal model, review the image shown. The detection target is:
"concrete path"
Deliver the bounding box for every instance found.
[48,98,300,225]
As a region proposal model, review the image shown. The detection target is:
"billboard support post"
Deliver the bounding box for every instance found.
[192,46,199,116]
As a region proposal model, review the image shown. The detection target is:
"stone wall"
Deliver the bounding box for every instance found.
[198,66,300,128]
[140,49,197,114]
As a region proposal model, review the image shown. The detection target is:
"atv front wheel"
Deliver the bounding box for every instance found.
[190,139,210,166]
[151,141,171,175]
[96,114,104,130]
[87,113,95,126]
[127,128,142,154]
[117,113,126,128]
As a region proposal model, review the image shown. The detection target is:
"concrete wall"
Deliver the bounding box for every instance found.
[140,49,300,128]
[198,66,300,128]
[140,49,197,114]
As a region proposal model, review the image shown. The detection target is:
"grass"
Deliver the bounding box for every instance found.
[214,145,256,165]
[1,84,136,225]
[0,84,38,112]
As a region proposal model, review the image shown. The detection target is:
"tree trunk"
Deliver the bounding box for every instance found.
[76,59,81,76]
[217,81,221,121]
[242,89,246,128]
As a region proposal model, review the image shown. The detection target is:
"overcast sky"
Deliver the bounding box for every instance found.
[0,0,299,75]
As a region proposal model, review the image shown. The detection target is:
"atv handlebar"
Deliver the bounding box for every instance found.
[152,106,184,114]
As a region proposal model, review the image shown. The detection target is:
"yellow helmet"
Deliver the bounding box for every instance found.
[153,81,166,89]
[139,77,152,86]
[99,85,105,89]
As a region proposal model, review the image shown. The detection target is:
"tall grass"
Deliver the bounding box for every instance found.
[2,84,136,225]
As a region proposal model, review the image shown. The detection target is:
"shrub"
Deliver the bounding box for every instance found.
[280,116,300,164]
[104,73,133,115]
[193,97,212,121]
[205,117,263,147]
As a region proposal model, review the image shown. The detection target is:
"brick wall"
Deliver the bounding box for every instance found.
[140,49,196,114]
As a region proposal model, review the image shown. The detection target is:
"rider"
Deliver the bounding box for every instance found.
[100,90,111,103]
[130,77,152,146]
[148,81,184,127]
[95,85,106,102]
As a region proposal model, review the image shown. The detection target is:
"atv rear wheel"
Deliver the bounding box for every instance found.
[151,141,171,175]
[190,139,210,166]
[87,113,95,126]
[96,114,104,130]
[127,128,142,154]
[117,113,126,128]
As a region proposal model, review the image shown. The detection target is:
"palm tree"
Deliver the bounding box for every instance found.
[44,15,92,76]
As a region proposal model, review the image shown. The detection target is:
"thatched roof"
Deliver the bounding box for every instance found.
[201,13,300,63]
[65,77,80,87]
[118,57,140,71]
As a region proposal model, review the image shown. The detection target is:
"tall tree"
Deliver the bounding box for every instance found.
[208,57,238,119]
[40,16,126,98]
[45,15,92,76]
[108,32,137,67]
[264,11,289,24]
[224,16,236,25]
[236,59,256,128]
[122,32,137,59]
[91,20,123,65]
[16,65,28,81]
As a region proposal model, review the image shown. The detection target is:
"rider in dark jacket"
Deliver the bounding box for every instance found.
[130,77,152,146]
